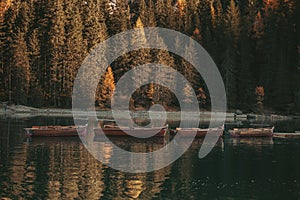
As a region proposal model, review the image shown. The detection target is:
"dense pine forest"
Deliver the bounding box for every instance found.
[0,0,299,113]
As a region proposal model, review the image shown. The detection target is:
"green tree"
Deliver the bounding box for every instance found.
[48,0,66,106]
[152,37,176,106]
[63,0,86,107]
[10,29,31,104]
[27,28,44,106]
[222,0,241,108]
[129,17,151,108]
[81,0,107,51]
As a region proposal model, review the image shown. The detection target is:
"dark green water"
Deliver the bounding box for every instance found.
[1,117,300,199]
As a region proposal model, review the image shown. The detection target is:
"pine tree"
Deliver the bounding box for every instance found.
[106,0,131,36]
[237,0,257,110]
[27,28,44,106]
[138,0,147,26]
[155,0,175,29]
[147,0,156,27]
[183,83,193,105]
[270,1,297,110]
[63,0,86,107]
[81,0,107,51]
[147,82,155,103]
[10,29,31,104]
[129,17,151,107]
[222,0,241,108]
[0,18,6,100]
[35,0,52,103]
[48,0,66,106]
[1,1,31,104]
[258,0,279,107]
[151,35,176,106]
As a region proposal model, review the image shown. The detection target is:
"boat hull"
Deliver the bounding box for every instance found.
[273,133,300,138]
[94,127,167,137]
[229,127,274,137]
[175,126,224,138]
[24,126,87,137]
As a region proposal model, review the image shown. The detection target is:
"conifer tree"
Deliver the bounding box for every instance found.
[0,19,5,100]
[63,0,86,106]
[222,0,241,108]
[81,0,107,51]
[152,35,176,106]
[130,17,151,106]
[48,0,66,106]
[237,0,257,110]
[183,83,193,105]
[2,1,29,104]
[27,28,44,106]
[147,0,156,27]
[10,29,31,104]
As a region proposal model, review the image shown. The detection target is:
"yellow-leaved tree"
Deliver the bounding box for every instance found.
[96,66,115,108]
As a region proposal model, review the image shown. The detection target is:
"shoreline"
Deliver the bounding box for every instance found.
[0,104,295,121]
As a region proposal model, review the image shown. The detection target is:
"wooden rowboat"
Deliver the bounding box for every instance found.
[175,125,224,138]
[94,125,168,137]
[24,125,87,137]
[273,132,300,138]
[229,127,274,137]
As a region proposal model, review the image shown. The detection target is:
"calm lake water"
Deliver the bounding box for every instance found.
[1,116,300,199]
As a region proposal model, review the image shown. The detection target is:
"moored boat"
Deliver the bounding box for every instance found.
[175,125,224,138]
[94,125,168,137]
[273,132,300,138]
[229,127,274,137]
[24,125,87,137]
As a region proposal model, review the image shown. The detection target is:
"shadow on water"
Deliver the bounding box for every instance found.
[0,117,300,199]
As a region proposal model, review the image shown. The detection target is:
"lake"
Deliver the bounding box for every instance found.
[0,116,300,199]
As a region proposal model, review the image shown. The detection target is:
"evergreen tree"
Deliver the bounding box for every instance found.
[152,35,176,106]
[129,17,151,107]
[222,0,241,108]
[27,28,44,106]
[106,0,131,36]
[0,0,298,112]
[237,0,257,110]
[183,83,193,105]
[63,0,86,107]
[1,1,25,104]
[0,18,6,100]
[48,0,66,106]
[10,29,31,104]
[81,0,107,51]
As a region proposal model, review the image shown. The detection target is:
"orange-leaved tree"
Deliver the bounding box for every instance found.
[96,66,115,108]
[255,86,264,113]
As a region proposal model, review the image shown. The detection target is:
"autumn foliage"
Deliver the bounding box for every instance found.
[0,0,299,112]
[255,86,265,113]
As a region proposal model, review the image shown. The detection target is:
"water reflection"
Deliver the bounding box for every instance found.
[1,133,171,199]
[1,117,300,199]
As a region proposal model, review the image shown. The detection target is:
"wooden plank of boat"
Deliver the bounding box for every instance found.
[273,132,300,138]
[24,125,87,137]
[229,127,274,137]
[175,125,224,138]
[249,124,272,128]
[231,137,274,145]
[94,125,168,137]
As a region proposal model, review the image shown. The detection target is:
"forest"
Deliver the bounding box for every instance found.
[0,0,299,113]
